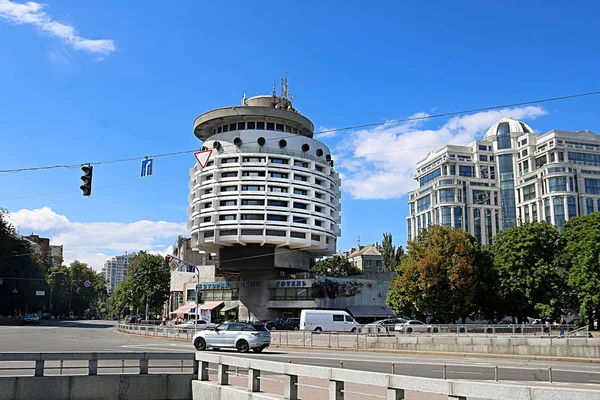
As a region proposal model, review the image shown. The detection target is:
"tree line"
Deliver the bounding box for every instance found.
[0,209,107,317]
[107,251,170,318]
[387,213,600,329]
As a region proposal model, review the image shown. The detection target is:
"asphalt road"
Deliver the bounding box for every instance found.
[1,320,600,387]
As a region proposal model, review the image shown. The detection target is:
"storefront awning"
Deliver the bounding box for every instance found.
[346,305,396,318]
[221,303,239,312]
[198,301,224,311]
[170,302,195,315]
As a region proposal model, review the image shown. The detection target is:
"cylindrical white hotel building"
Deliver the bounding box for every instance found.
[188,92,341,274]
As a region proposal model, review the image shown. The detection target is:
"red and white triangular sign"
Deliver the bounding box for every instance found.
[194,150,212,168]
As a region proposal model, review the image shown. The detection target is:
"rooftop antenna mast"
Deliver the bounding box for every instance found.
[272,82,277,97]
[281,73,289,100]
[357,236,361,247]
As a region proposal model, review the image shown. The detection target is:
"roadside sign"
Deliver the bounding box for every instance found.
[194,150,212,168]
[141,158,154,178]
[35,290,45,296]
[84,280,91,288]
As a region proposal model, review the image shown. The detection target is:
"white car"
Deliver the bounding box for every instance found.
[175,319,215,330]
[394,320,437,333]
[193,322,271,353]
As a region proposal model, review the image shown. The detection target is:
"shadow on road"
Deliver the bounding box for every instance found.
[0,320,116,329]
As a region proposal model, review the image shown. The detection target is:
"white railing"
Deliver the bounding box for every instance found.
[0,352,196,376]
[194,352,600,400]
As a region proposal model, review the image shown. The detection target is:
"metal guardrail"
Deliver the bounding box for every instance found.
[194,352,600,400]
[0,352,196,377]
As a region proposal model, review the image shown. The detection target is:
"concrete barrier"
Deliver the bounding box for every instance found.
[0,374,195,400]
[0,352,196,400]
[193,352,600,400]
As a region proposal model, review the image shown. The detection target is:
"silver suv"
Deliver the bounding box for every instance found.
[193,322,271,353]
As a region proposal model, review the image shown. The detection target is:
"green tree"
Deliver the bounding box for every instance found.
[386,280,415,318]
[490,222,565,323]
[0,208,48,315]
[311,255,362,277]
[47,261,107,317]
[129,251,171,315]
[380,233,405,272]
[108,279,138,317]
[562,213,600,330]
[397,226,489,323]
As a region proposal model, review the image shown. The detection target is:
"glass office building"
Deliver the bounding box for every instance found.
[407,117,600,244]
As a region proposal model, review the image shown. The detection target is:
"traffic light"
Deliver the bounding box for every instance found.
[196,290,204,305]
[165,255,171,267]
[80,165,93,196]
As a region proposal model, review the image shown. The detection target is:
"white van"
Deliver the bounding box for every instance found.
[299,310,359,332]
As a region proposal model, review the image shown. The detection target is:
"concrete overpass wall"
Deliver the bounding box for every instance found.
[0,374,194,400]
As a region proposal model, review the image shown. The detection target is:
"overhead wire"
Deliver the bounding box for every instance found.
[1,90,600,174]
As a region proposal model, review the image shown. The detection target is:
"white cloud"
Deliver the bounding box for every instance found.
[338,106,547,200]
[316,126,338,139]
[8,207,186,270]
[0,0,116,56]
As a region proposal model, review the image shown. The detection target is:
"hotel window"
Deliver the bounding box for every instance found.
[221,157,239,164]
[270,158,288,165]
[267,214,287,221]
[240,214,264,221]
[219,215,236,221]
[294,160,309,168]
[294,174,308,182]
[293,202,308,210]
[221,186,237,192]
[268,186,288,193]
[221,171,238,178]
[267,200,288,207]
[294,188,308,196]
[293,216,307,224]
[270,172,288,179]
[241,185,264,191]
[257,121,265,130]
[241,199,264,206]
[242,171,266,177]
[220,200,237,206]
[243,156,265,163]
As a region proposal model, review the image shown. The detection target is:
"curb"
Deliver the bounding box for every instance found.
[115,329,600,364]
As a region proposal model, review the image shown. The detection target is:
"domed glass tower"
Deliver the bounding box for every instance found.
[187,82,341,278]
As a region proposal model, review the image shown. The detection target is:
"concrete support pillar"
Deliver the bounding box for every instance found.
[217,364,229,385]
[387,388,405,400]
[139,359,148,375]
[329,380,344,400]
[88,360,98,376]
[284,374,298,400]
[34,360,44,377]
[248,368,261,392]
[198,361,209,381]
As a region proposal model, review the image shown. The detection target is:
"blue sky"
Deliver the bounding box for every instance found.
[1,1,599,269]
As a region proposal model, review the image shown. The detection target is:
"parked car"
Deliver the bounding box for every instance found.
[300,310,359,332]
[267,318,300,331]
[41,313,49,320]
[192,322,271,353]
[23,313,40,325]
[373,318,407,331]
[395,320,437,333]
[176,319,216,330]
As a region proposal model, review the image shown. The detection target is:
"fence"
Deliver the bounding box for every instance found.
[193,352,600,400]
